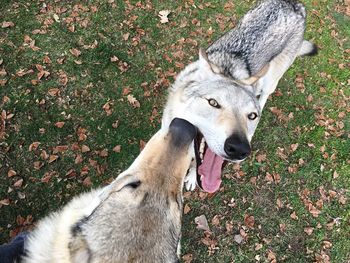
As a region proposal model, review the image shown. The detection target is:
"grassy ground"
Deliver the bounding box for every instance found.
[1,0,349,262]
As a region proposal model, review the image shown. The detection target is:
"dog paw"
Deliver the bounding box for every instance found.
[184,169,197,191]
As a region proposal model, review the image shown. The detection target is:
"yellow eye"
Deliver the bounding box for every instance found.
[208,98,220,108]
[248,112,258,120]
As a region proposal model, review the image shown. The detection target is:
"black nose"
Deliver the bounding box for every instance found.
[169,118,196,148]
[224,134,251,160]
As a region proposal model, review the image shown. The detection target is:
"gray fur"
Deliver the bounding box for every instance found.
[207,0,311,80]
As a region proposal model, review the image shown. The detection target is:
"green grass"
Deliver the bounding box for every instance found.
[1,0,349,262]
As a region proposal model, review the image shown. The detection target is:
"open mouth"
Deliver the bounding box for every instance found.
[194,132,227,193]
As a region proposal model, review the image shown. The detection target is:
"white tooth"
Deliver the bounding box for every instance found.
[200,153,203,160]
[199,141,205,154]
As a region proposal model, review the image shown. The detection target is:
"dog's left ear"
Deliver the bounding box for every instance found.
[238,63,270,85]
[198,48,222,74]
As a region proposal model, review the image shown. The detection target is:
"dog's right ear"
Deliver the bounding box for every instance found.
[238,63,269,85]
[69,234,92,263]
[198,48,222,74]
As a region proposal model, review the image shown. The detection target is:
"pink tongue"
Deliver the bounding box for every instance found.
[198,147,224,193]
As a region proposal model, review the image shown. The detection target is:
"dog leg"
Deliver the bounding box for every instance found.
[184,159,197,191]
[256,51,298,112]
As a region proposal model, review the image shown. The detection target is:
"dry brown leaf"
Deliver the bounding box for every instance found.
[290,143,299,152]
[2,21,15,28]
[55,121,65,128]
[244,214,255,228]
[182,253,193,263]
[0,199,11,206]
[75,154,83,164]
[99,149,108,157]
[211,215,220,226]
[290,211,298,220]
[184,204,191,215]
[304,227,314,235]
[8,169,17,177]
[48,155,59,163]
[33,161,43,170]
[139,140,146,151]
[13,179,23,188]
[48,88,60,96]
[82,145,90,153]
[28,142,40,151]
[70,48,81,57]
[158,10,171,24]
[194,214,210,231]
[123,33,130,41]
[53,145,68,153]
[66,169,77,178]
[112,145,121,153]
[127,94,140,108]
[255,243,263,251]
[234,234,244,244]
[83,176,92,187]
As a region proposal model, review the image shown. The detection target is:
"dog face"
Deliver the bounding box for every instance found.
[162,52,261,193]
[69,119,196,263]
[180,79,260,161]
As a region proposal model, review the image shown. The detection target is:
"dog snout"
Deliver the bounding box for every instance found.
[169,118,196,148]
[224,134,251,160]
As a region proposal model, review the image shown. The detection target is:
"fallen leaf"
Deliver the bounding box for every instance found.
[304,227,314,235]
[234,234,244,244]
[82,176,92,187]
[70,48,81,57]
[75,154,83,164]
[182,253,193,263]
[194,214,210,231]
[123,33,130,41]
[158,10,171,24]
[290,211,298,220]
[53,14,60,22]
[99,149,108,157]
[28,142,40,151]
[55,121,65,128]
[2,21,15,28]
[267,250,277,261]
[290,143,299,152]
[127,94,140,108]
[82,145,90,153]
[13,179,23,188]
[0,199,10,206]
[184,204,191,215]
[112,145,121,153]
[48,155,59,163]
[244,214,255,228]
[255,243,263,251]
[48,88,60,96]
[53,145,68,153]
[8,169,17,177]
[211,215,220,226]
[33,161,43,170]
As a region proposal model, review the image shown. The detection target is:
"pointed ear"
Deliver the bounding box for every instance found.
[69,235,92,263]
[198,48,222,74]
[239,63,270,85]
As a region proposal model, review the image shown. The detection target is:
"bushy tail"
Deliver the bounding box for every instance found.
[298,40,318,57]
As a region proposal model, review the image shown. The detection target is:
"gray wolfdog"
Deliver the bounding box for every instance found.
[21,118,196,263]
[162,0,317,193]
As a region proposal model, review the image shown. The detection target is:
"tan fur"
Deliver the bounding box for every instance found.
[23,125,194,263]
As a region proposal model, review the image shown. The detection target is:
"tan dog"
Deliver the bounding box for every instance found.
[23,118,196,263]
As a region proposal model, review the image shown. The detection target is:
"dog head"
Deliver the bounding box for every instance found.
[69,118,196,262]
[162,50,264,193]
